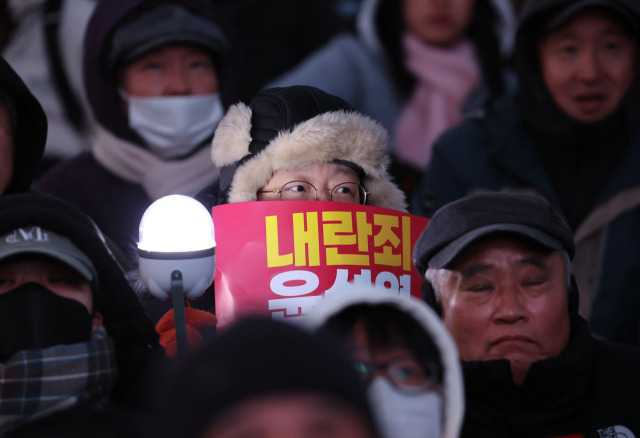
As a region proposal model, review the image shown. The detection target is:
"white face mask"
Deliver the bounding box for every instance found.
[127,93,224,159]
[367,377,443,438]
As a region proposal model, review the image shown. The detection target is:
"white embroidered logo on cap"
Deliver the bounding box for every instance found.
[597,425,635,438]
[5,227,50,245]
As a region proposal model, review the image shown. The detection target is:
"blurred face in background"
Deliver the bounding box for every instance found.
[539,10,637,122]
[120,42,218,98]
[200,393,375,438]
[403,0,476,47]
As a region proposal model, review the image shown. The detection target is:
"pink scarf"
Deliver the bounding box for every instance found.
[394,33,480,170]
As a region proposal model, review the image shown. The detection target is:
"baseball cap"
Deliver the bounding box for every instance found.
[0,226,97,281]
[545,0,640,33]
[412,193,575,275]
[108,3,228,72]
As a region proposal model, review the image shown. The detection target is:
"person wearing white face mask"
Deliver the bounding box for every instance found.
[36,0,238,265]
[306,288,465,438]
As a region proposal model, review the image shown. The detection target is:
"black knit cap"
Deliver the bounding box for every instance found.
[413,193,575,276]
[157,316,377,438]
[246,86,353,152]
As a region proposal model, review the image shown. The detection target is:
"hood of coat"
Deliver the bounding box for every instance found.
[304,288,465,438]
[0,56,46,194]
[0,192,160,401]
[355,0,516,96]
[357,0,516,55]
[83,0,239,145]
[210,85,407,211]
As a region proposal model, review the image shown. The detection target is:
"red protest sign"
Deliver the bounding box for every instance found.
[212,201,429,327]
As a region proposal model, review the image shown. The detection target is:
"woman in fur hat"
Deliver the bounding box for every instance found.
[148,85,406,355]
[197,85,407,212]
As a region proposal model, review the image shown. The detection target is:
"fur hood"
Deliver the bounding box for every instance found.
[210,86,407,211]
[304,287,465,438]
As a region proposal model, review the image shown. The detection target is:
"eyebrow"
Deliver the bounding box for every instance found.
[459,256,548,278]
[518,256,548,269]
[459,264,492,278]
[552,27,631,41]
[334,165,357,176]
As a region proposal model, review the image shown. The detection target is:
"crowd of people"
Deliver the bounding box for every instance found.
[0,0,639,437]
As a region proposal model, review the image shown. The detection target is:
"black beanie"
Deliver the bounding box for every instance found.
[156,316,377,438]
[217,86,358,197]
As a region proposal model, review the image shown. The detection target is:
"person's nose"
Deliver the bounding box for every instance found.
[316,188,332,201]
[576,48,602,82]
[427,0,448,10]
[164,65,191,95]
[493,284,528,324]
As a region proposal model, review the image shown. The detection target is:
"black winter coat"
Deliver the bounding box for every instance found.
[461,318,640,438]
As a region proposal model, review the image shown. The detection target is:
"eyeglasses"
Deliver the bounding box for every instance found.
[258,180,369,204]
[351,358,437,391]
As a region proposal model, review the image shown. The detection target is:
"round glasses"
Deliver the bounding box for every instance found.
[258,180,369,204]
[351,357,438,391]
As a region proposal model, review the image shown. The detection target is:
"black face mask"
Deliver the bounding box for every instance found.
[0,282,93,362]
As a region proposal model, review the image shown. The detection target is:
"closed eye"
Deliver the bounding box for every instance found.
[468,284,493,292]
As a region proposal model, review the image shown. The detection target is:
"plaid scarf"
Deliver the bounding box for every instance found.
[0,327,117,430]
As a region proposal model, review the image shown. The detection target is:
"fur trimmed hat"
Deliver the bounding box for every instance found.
[211,86,407,211]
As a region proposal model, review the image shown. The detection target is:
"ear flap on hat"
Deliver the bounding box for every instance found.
[211,103,252,167]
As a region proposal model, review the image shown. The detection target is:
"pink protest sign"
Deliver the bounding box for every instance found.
[212,201,429,327]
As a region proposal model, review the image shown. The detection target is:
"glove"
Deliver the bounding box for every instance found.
[155,305,217,357]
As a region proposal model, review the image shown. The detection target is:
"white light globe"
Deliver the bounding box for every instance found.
[138,195,216,300]
[138,194,215,252]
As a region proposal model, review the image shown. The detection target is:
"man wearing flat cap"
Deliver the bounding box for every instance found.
[413,192,640,438]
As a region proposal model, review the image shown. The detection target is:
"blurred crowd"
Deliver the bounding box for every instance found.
[0,0,639,437]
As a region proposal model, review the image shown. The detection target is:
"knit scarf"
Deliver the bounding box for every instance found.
[93,126,220,200]
[394,33,480,170]
[0,327,117,430]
